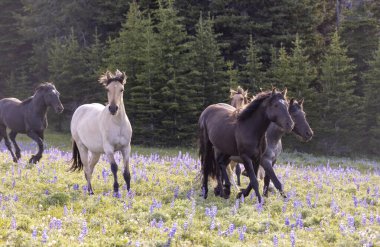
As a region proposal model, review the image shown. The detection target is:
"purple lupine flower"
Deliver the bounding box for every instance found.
[362,213,367,226]
[339,223,345,234]
[347,215,355,230]
[10,217,16,230]
[290,230,296,247]
[306,193,312,207]
[367,187,370,195]
[32,228,37,239]
[296,214,303,228]
[13,194,18,202]
[353,196,358,208]
[102,225,106,234]
[78,221,88,242]
[240,194,244,204]
[282,203,287,213]
[183,221,189,230]
[228,223,235,236]
[64,205,68,216]
[314,193,318,208]
[157,219,164,228]
[369,213,374,224]
[174,186,179,199]
[44,189,49,195]
[168,223,177,238]
[73,184,79,190]
[102,168,108,183]
[285,216,290,226]
[42,229,48,243]
[273,235,278,247]
[11,180,15,188]
[238,225,247,241]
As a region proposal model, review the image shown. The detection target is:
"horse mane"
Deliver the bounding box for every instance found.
[99,69,127,86]
[21,97,33,104]
[35,82,55,91]
[237,91,273,121]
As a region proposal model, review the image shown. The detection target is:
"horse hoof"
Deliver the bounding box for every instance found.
[280,191,287,198]
[13,158,18,163]
[236,192,243,199]
[16,152,21,160]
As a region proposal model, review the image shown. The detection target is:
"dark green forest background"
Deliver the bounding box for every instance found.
[0,0,379,157]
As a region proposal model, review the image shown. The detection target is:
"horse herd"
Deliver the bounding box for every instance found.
[0,70,313,202]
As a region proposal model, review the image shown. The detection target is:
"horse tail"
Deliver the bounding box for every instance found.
[199,119,218,180]
[69,140,83,172]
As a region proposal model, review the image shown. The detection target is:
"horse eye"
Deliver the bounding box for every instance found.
[120,89,124,92]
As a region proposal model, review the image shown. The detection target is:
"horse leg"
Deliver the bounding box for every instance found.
[104,144,119,195]
[0,125,17,163]
[227,161,240,191]
[26,131,43,164]
[237,155,262,203]
[235,162,241,186]
[261,157,286,198]
[220,158,232,199]
[86,152,100,195]
[121,145,131,191]
[9,131,21,160]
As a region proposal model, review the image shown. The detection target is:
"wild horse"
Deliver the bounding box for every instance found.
[0,83,64,163]
[227,98,313,197]
[69,70,132,195]
[199,88,294,203]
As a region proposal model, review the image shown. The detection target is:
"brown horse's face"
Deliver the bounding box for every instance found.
[266,89,294,133]
[106,81,124,115]
[289,99,313,142]
[43,85,64,113]
[231,93,247,109]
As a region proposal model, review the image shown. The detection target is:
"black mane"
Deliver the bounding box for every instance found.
[237,91,273,121]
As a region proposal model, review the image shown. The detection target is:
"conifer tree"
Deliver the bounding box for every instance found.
[240,35,263,94]
[270,45,290,89]
[318,31,361,153]
[154,0,193,145]
[363,40,380,155]
[189,13,227,108]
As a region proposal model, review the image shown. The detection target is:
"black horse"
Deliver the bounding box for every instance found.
[0,83,64,163]
[199,88,294,203]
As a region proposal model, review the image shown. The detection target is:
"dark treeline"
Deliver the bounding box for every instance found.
[0,0,379,156]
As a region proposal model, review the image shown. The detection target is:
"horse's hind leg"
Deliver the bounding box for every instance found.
[86,152,100,195]
[121,145,131,191]
[9,131,21,160]
[0,125,17,163]
[26,131,43,164]
[235,163,241,186]
[227,161,240,191]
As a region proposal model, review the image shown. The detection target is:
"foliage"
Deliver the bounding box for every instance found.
[0,143,378,246]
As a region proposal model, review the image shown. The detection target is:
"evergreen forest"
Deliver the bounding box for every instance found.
[0,0,379,157]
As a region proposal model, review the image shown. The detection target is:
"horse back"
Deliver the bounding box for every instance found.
[0,98,27,132]
[200,104,239,156]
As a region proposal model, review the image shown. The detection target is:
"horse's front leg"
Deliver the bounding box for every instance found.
[237,154,262,203]
[104,145,119,195]
[261,157,286,198]
[26,131,43,164]
[121,144,131,191]
[9,131,21,160]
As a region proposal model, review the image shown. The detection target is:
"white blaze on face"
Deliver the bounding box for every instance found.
[52,89,59,95]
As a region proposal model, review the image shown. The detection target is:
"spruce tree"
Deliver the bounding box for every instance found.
[239,35,263,94]
[318,31,361,154]
[189,13,227,109]
[269,45,290,89]
[363,40,380,155]
[154,0,193,145]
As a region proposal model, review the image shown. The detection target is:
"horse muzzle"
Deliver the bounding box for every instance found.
[109,105,118,115]
[55,105,64,114]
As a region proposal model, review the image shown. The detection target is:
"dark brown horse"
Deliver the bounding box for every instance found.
[0,83,63,163]
[261,98,313,197]
[199,88,294,203]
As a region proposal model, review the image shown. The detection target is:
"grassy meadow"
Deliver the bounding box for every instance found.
[0,132,379,246]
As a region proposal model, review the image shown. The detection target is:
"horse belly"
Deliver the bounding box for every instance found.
[0,100,26,132]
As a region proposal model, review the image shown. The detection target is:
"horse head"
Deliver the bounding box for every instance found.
[36,83,64,113]
[99,70,127,115]
[289,98,313,142]
[266,88,294,133]
[230,86,248,109]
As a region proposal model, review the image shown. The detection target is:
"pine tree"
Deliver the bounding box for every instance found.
[239,35,263,94]
[363,40,380,155]
[269,45,291,89]
[318,31,361,154]
[288,34,317,98]
[154,0,193,145]
[189,13,227,109]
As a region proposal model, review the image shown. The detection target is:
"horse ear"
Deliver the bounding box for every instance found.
[122,72,127,84]
[282,87,287,97]
[298,98,304,106]
[230,89,236,98]
[290,98,295,105]
[271,87,276,95]
[244,90,248,97]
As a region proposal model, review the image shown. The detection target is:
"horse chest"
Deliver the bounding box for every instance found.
[106,125,131,149]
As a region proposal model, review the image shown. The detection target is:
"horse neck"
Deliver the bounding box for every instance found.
[266,123,285,146]
[241,104,271,142]
[31,94,48,116]
[112,98,127,123]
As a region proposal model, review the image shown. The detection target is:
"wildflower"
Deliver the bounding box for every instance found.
[306,193,312,207]
[73,184,79,190]
[102,225,106,234]
[10,217,16,230]
[42,229,48,243]
[228,223,235,236]
[362,213,366,226]
[32,228,37,239]
[273,235,278,247]
[285,217,290,226]
[238,225,247,241]
[78,221,88,242]
[347,215,355,230]
[290,230,296,247]
[174,186,179,199]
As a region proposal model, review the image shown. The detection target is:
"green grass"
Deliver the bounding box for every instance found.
[0,133,379,246]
